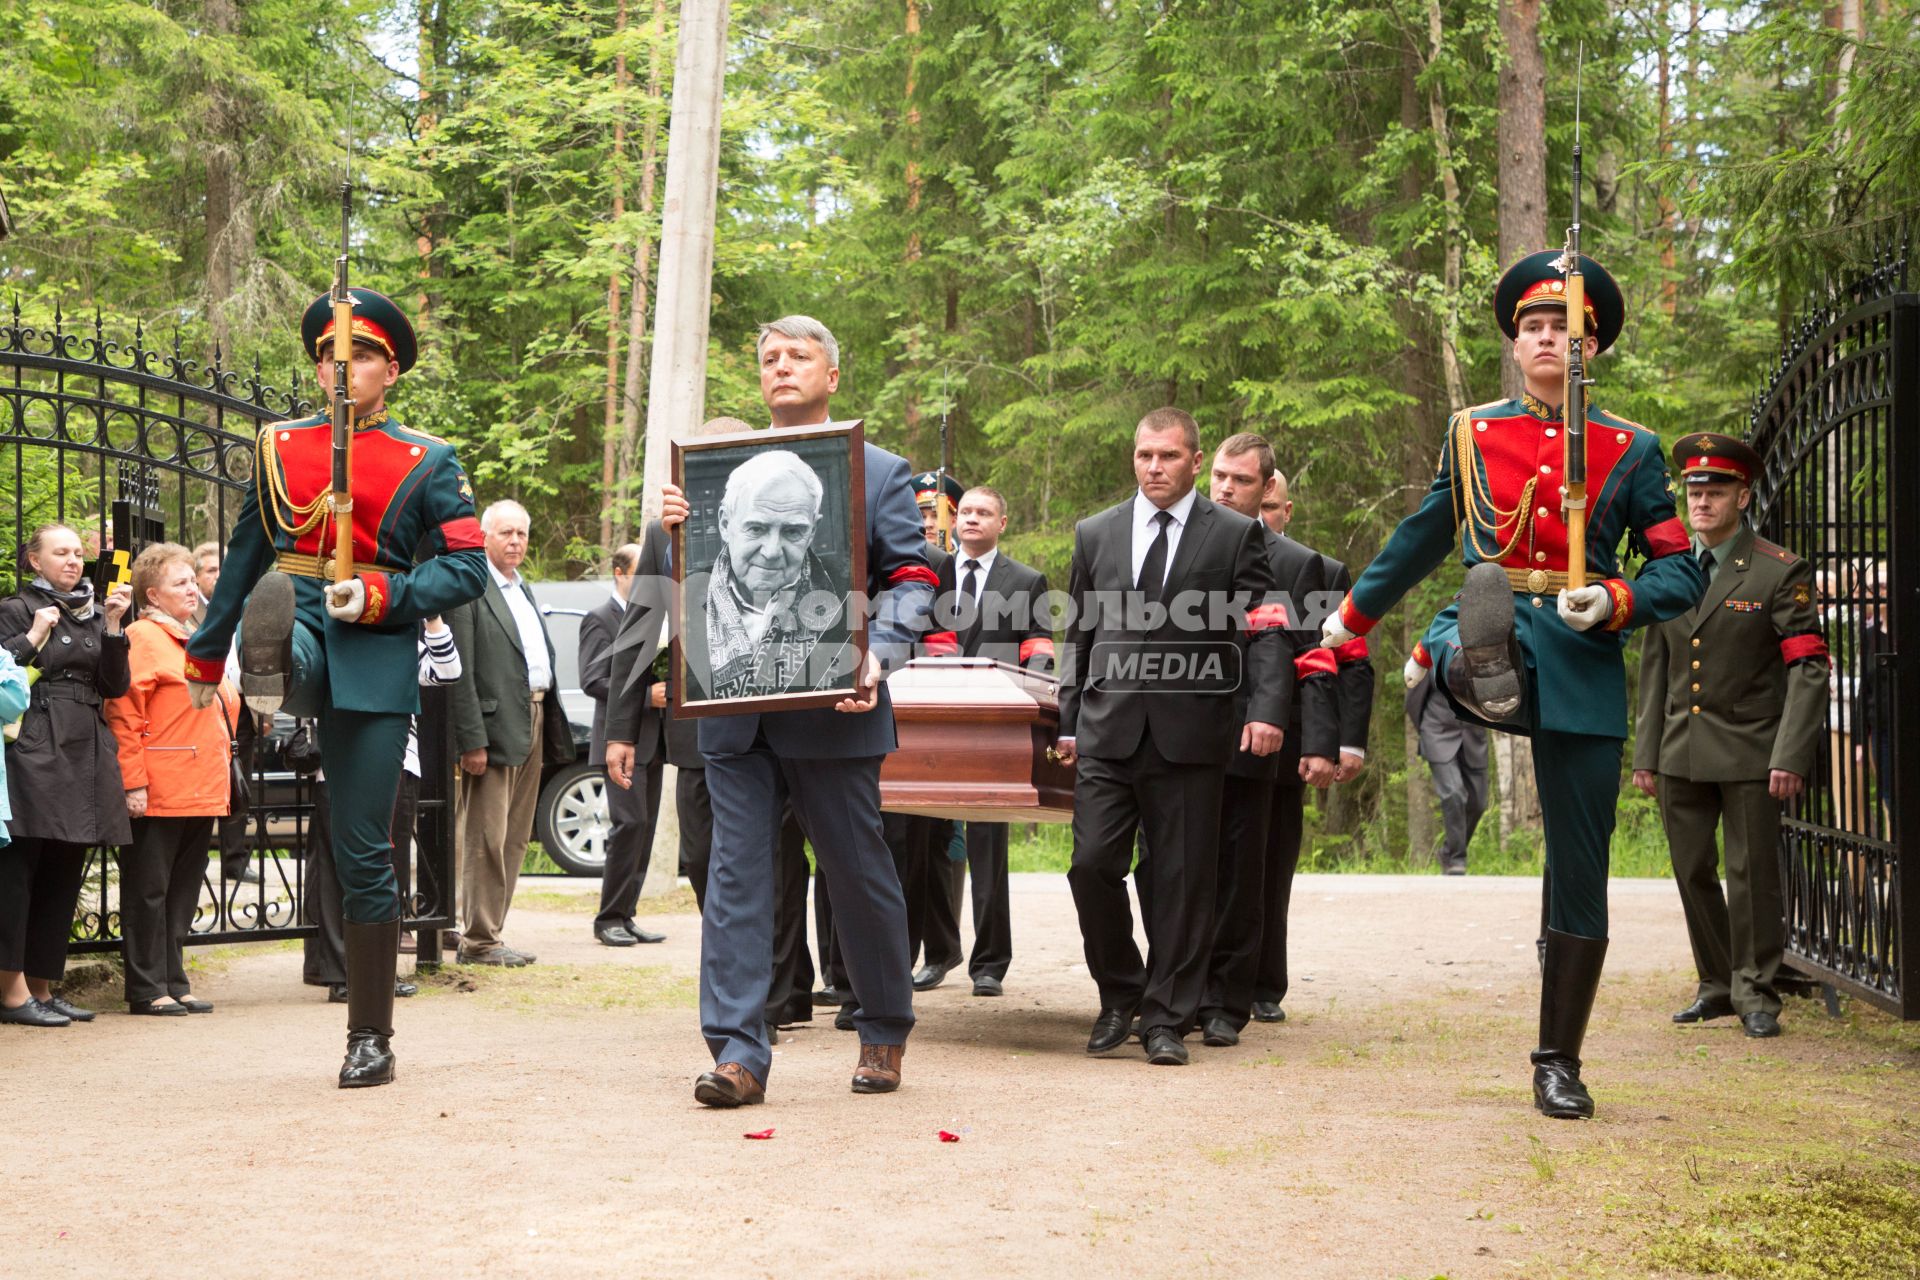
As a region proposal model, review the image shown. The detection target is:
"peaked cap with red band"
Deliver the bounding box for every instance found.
[1493,250,1625,353]
[1672,431,1762,487]
[301,286,419,375]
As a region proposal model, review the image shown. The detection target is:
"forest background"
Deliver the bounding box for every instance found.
[3,0,1917,872]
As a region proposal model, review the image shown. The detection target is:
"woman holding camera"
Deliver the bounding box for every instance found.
[106,543,241,1015]
[0,523,134,1027]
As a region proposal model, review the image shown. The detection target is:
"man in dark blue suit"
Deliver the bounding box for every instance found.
[659,316,935,1106]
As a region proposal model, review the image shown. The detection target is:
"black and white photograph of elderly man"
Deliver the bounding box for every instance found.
[672,423,867,712]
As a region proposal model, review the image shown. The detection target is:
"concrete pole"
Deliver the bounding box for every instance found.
[639,0,730,524]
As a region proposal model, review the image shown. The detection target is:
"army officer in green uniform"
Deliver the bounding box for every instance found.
[185,288,489,1088]
[1632,433,1828,1039]
[1320,251,1705,1119]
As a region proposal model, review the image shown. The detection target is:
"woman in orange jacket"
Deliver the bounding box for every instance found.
[106,543,240,1016]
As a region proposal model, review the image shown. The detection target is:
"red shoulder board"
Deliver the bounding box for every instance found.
[1752,537,1798,565]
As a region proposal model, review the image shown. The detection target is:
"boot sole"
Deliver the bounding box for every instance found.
[850,1075,900,1094]
[693,1081,763,1107]
[339,1066,396,1089]
[240,572,297,715]
[1457,563,1523,719]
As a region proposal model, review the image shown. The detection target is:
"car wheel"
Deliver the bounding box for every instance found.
[535,761,611,876]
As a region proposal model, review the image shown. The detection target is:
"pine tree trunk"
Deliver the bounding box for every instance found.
[602,0,631,558]
[202,0,238,359]
[1491,0,1548,837]
[619,0,668,525]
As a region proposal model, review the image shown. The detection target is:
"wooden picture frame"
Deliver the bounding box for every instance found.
[670,420,868,718]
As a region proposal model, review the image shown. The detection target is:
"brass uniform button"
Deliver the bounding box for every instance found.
[1691,705,1701,714]
[1691,638,1701,648]
[1531,597,1544,608]
[1691,682,1701,692]
[1691,660,1700,670]
[1534,551,1547,563]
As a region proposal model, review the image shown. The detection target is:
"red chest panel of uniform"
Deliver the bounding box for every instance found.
[1469,411,1635,574]
[270,422,432,565]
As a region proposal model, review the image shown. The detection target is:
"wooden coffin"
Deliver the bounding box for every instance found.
[879,657,1075,822]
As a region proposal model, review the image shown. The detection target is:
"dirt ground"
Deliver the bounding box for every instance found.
[10,872,1919,1280]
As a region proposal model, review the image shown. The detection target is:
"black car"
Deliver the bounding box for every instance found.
[529,579,619,877]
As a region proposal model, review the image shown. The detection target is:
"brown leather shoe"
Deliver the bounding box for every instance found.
[851,1042,904,1094]
[693,1062,765,1108]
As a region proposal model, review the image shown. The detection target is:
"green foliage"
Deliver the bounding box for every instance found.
[1644,1163,1920,1280]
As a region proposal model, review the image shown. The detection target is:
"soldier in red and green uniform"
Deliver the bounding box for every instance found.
[184,288,488,1089]
[1319,251,1705,1119]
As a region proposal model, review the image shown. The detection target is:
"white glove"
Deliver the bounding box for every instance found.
[1320,610,1356,650]
[1556,584,1612,632]
[187,680,218,710]
[326,578,366,623]
[1403,655,1429,689]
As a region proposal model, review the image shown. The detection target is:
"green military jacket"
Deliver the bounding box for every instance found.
[1633,523,1829,782]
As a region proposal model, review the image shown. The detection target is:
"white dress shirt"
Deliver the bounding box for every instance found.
[488,558,552,692]
[1129,487,1198,591]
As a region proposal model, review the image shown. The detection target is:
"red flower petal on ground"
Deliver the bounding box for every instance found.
[938,1131,960,1143]
[744,1129,775,1140]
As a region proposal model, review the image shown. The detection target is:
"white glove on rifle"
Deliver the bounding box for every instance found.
[1556,584,1612,632]
[1320,610,1356,650]
[1403,655,1428,690]
[326,578,366,623]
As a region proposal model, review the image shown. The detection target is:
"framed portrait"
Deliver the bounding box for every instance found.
[670,420,868,717]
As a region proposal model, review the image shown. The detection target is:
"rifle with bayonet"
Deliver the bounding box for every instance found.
[328,113,356,594]
[1560,46,1592,593]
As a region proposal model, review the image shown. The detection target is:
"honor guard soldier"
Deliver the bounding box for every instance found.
[1320,251,1706,1118]
[912,470,967,557]
[184,287,489,1088]
[1632,433,1827,1039]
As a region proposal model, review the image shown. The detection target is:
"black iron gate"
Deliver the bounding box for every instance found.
[1,304,455,967]
[1747,242,1917,1019]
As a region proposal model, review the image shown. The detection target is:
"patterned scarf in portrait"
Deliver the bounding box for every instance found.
[704,550,852,699]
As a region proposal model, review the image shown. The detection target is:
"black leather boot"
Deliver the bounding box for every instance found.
[239,571,297,715]
[1530,928,1608,1119]
[1446,562,1526,723]
[340,918,401,1088]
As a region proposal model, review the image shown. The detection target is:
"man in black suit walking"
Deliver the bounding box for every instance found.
[579,541,667,946]
[1255,471,1363,1022]
[1055,407,1291,1066]
[1195,435,1338,1045]
[932,484,1055,997]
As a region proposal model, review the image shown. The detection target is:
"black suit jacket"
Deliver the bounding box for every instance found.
[603,519,673,765]
[935,548,1055,671]
[1319,553,1375,752]
[1243,529,1338,779]
[1059,492,1288,766]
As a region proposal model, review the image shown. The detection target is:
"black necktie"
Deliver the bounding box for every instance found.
[961,559,982,603]
[1137,510,1174,595]
[1699,549,1715,573]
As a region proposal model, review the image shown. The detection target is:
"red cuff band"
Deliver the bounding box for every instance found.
[1410,640,1432,669]
[1332,637,1370,664]
[1245,602,1290,632]
[1295,648,1338,680]
[1643,517,1690,559]
[1601,577,1635,632]
[1780,634,1830,666]
[440,515,485,551]
[183,652,226,684]
[889,564,939,590]
[358,571,392,625]
[921,632,960,657]
[1338,594,1377,637]
[1019,637,1055,663]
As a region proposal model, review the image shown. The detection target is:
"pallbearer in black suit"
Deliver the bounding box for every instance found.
[578,541,667,947]
[1254,470,1347,1023]
[1055,408,1291,1066]
[1196,436,1338,1045]
[931,484,1055,997]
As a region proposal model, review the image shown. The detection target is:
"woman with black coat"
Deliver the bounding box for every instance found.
[0,523,134,1027]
